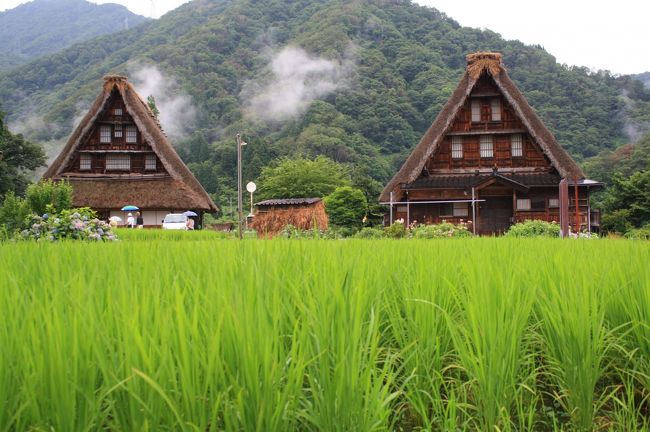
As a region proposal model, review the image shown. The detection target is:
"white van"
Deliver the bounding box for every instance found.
[162,213,188,230]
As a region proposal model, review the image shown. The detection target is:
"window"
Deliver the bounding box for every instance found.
[114,108,123,116]
[491,99,501,121]
[100,125,111,143]
[80,154,91,170]
[106,154,130,170]
[439,203,453,217]
[453,202,468,217]
[114,123,123,138]
[480,135,493,158]
[145,153,157,171]
[548,198,559,208]
[516,198,531,211]
[511,134,523,157]
[451,136,463,159]
[471,99,481,122]
[125,125,137,143]
[531,197,546,211]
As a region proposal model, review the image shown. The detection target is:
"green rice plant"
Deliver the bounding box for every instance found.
[534,245,615,431]
[446,241,537,430]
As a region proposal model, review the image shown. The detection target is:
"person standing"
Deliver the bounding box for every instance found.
[136,212,144,229]
[186,217,195,230]
[126,213,135,229]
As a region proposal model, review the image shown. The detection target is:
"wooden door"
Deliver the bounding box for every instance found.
[479,197,512,235]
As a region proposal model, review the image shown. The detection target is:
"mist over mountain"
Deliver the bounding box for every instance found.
[0,0,149,70]
[0,0,648,209]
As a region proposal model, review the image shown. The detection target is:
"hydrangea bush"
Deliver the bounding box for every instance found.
[20,208,117,242]
[411,221,473,238]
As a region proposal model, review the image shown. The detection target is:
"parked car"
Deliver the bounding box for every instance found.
[162,213,188,230]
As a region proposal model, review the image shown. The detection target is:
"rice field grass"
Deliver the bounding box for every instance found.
[0,236,648,431]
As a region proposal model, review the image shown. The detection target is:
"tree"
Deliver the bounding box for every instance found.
[324,186,367,229]
[0,109,46,199]
[26,179,73,216]
[601,171,650,230]
[256,156,350,200]
[147,95,160,120]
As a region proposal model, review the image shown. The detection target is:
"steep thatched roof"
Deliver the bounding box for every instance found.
[379,52,584,202]
[43,75,217,211]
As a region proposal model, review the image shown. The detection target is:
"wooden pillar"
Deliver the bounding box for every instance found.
[559,179,569,237]
[574,179,580,233]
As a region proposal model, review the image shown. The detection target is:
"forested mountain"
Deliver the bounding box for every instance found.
[635,72,650,88]
[0,0,649,210]
[0,0,149,70]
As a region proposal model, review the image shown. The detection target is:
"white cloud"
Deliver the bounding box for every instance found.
[240,46,354,124]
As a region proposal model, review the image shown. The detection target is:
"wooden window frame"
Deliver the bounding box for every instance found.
[490,98,501,122]
[125,125,137,143]
[548,197,559,208]
[145,153,157,171]
[453,202,468,217]
[439,203,454,218]
[114,108,123,116]
[516,198,531,211]
[451,136,463,159]
[511,134,523,157]
[479,135,493,158]
[99,125,111,144]
[471,100,481,123]
[106,154,130,171]
[79,154,91,171]
[114,123,123,138]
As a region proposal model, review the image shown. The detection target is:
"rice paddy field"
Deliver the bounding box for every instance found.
[0,233,649,431]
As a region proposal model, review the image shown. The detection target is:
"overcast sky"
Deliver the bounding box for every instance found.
[1,0,648,75]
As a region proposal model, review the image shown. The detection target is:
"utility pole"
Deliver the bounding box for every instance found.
[236,133,247,240]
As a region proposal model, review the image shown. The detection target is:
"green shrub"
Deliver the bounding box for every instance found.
[0,191,31,234]
[26,179,73,216]
[384,221,407,238]
[504,220,561,238]
[624,224,650,240]
[601,209,634,234]
[411,221,473,238]
[20,209,117,242]
[324,186,367,230]
[354,227,384,239]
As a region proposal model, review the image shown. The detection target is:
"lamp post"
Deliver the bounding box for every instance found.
[236,133,247,240]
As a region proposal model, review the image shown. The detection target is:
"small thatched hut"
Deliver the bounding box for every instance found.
[250,198,328,237]
[42,75,217,227]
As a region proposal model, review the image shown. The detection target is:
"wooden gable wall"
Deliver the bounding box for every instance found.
[426,75,552,172]
[63,90,167,176]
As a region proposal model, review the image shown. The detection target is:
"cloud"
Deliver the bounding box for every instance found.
[241,46,354,123]
[129,65,197,140]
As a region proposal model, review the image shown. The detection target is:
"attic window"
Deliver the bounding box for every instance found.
[511,134,523,157]
[479,135,493,158]
[106,154,130,171]
[491,99,501,121]
[114,123,123,138]
[125,125,137,143]
[145,153,157,171]
[100,125,111,143]
[114,108,123,116]
[79,154,91,171]
[471,100,481,122]
[451,136,463,159]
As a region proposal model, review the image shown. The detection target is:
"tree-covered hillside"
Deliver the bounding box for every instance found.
[0,0,149,70]
[0,0,648,210]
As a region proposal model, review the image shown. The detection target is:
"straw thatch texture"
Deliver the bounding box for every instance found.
[249,200,328,238]
[466,52,503,79]
[43,75,217,211]
[69,178,209,209]
[379,51,584,202]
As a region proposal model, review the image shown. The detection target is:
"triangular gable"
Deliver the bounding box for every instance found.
[379,52,584,202]
[43,75,217,211]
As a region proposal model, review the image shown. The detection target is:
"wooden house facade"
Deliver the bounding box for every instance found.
[380,52,602,235]
[43,75,217,226]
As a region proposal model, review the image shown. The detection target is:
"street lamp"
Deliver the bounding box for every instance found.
[236,133,247,240]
